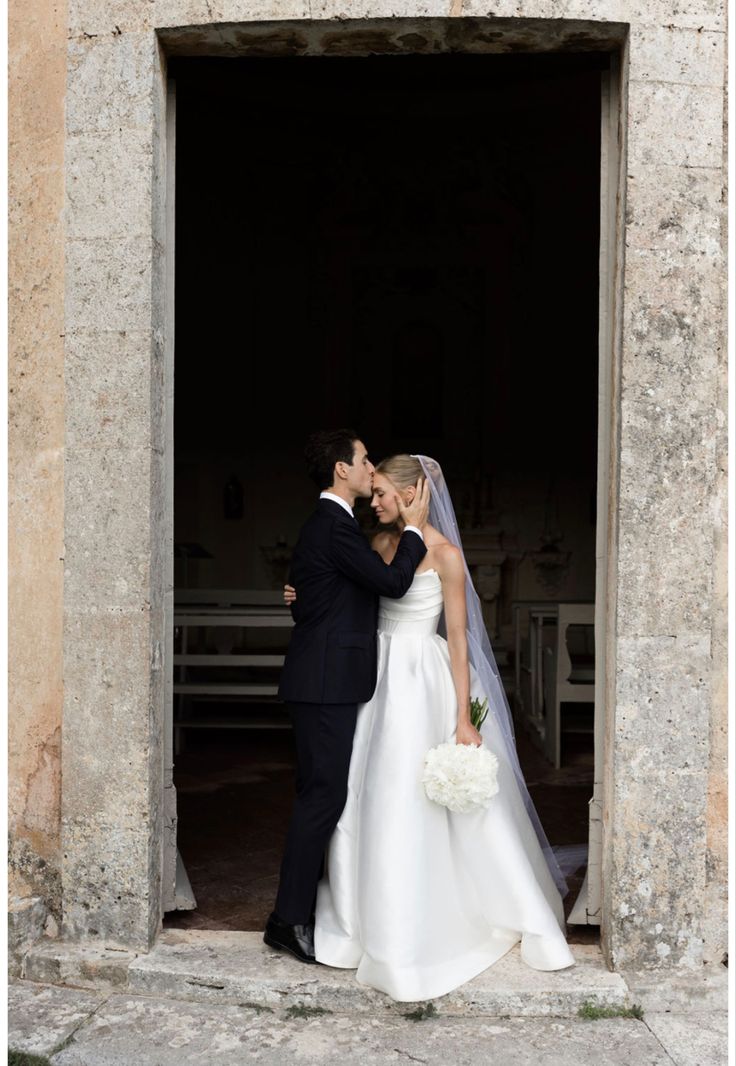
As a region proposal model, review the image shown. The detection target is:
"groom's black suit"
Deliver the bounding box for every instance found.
[274,498,427,924]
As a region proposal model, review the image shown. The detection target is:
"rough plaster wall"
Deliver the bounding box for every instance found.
[9,0,723,966]
[8,0,67,919]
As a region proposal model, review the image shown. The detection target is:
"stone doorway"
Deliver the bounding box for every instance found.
[46,0,726,978]
[67,13,715,975]
[161,49,609,941]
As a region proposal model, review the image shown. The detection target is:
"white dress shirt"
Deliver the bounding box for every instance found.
[320,490,355,518]
[319,491,424,541]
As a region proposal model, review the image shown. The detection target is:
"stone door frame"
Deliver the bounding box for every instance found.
[62,11,723,974]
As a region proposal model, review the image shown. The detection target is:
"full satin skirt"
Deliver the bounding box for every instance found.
[314,628,576,1002]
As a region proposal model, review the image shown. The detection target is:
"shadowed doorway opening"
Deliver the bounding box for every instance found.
[165,51,603,941]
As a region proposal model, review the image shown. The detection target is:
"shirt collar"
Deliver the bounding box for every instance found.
[319,491,354,518]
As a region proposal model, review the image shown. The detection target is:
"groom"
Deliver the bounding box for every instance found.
[264,429,429,963]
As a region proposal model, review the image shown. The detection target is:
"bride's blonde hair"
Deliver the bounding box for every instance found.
[375,454,423,493]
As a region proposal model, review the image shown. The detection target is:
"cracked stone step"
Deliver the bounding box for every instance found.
[7,978,107,1059]
[8,986,704,1066]
[126,931,630,1017]
[22,939,138,992]
[23,931,727,1020]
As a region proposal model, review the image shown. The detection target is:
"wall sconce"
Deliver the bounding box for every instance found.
[529,475,571,592]
[529,538,572,593]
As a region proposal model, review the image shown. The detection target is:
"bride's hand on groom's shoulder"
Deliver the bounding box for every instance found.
[283,584,296,605]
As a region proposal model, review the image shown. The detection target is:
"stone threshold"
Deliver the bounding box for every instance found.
[17,930,728,1018]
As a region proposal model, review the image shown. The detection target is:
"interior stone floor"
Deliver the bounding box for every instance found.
[165,705,598,946]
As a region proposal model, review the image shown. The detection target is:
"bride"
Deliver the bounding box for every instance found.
[287,454,576,1002]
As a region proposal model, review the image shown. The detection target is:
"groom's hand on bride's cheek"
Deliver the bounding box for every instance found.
[399,476,430,530]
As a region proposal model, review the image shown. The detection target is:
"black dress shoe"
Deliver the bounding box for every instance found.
[263,911,316,964]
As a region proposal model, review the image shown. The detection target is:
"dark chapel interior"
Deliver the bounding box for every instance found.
[165,51,605,940]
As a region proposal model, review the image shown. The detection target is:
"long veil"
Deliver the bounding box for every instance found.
[412,454,586,899]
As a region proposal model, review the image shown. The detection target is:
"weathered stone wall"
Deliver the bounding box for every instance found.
[8,0,67,923]
[9,0,727,970]
[60,27,169,951]
[604,10,727,970]
[705,69,729,965]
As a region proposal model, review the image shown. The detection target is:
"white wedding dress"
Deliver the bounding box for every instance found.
[314,567,576,1002]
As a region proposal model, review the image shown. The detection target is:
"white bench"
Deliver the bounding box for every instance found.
[512,600,595,767]
[542,603,595,769]
[173,589,294,750]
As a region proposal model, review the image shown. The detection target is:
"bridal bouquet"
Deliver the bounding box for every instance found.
[422,698,499,814]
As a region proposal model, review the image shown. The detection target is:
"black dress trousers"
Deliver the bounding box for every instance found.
[274,700,359,925]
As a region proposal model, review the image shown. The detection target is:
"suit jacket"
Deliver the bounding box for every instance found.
[278,498,427,705]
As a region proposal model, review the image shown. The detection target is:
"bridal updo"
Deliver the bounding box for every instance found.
[375,454,423,493]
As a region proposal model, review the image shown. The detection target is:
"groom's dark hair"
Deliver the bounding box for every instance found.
[305,429,360,490]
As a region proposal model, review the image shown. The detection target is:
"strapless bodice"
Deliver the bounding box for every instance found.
[378,568,444,637]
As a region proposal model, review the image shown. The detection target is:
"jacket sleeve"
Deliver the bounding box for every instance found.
[329,518,427,598]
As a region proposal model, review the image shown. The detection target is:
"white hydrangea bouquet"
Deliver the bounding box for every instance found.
[422,697,500,813]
